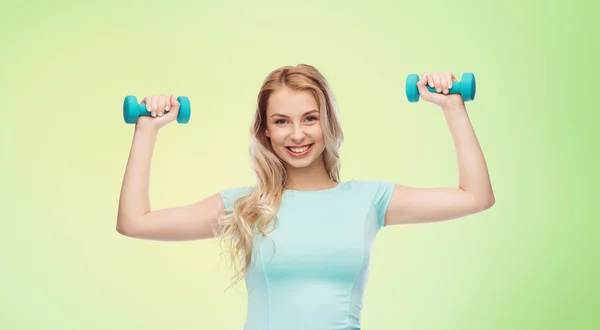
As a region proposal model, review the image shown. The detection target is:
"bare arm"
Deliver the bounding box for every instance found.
[116,94,225,241]
[384,72,495,226]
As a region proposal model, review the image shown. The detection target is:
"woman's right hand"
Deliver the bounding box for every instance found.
[135,93,180,132]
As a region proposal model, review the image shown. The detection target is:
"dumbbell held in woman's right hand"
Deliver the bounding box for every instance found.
[123,95,191,124]
[405,72,476,103]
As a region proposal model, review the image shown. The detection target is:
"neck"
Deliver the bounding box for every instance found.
[284,158,337,191]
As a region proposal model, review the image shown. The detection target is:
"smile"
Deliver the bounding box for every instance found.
[285,144,313,157]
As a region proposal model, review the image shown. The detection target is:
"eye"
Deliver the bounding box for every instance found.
[275,119,287,125]
[306,116,317,122]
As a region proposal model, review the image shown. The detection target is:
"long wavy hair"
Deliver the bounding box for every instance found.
[215,64,344,289]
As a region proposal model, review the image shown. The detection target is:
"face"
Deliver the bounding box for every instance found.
[264,87,326,169]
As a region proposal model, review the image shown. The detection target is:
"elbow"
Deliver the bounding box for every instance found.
[477,195,495,211]
[464,189,495,212]
[116,223,131,236]
[116,218,138,237]
[116,224,129,236]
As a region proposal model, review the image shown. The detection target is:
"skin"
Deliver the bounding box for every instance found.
[116,71,494,242]
[262,72,495,226]
[264,86,337,191]
[385,71,495,225]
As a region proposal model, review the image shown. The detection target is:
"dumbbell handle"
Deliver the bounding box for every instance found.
[134,104,172,116]
[424,82,463,94]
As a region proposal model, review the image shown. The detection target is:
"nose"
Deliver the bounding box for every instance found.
[290,124,305,143]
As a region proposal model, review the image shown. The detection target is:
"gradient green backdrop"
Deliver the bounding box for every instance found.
[1,0,598,329]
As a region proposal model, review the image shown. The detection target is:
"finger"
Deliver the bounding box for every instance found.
[445,72,453,93]
[432,72,442,93]
[157,93,166,117]
[417,72,428,88]
[165,93,172,113]
[440,72,449,94]
[164,94,180,120]
[151,95,159,117]
[437,72,447,94]
[171,94,179,110]
[417,72,431,95]
[427,72,434,88]
[141,96,151,112]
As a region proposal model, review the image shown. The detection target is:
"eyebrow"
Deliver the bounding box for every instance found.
[271,109,319,118]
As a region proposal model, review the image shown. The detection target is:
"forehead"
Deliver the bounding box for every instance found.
[266,87,318,115]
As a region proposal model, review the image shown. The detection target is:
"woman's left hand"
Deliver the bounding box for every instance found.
[417,71,465,108]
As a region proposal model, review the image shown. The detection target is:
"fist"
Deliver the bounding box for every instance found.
[417,71,464,108]
[136,93,180,131]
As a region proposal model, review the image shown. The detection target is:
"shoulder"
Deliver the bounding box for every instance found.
[344,179,396,231]
[344,179,396,211]
[220,186,254,209]
[345,179,396,199]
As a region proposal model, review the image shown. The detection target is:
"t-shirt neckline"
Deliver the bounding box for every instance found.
[283,181,347,196]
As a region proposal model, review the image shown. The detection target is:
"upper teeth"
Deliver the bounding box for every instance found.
[290,145,309,153]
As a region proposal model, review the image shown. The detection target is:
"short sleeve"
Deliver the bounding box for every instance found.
[220,186,254,214]
[356,180,396,230]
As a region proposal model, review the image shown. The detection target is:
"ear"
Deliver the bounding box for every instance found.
[265,128,270,138]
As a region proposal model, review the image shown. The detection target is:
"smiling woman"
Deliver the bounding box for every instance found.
[266,88,329,172]
[271,108,320,156]
[116,63,494,330]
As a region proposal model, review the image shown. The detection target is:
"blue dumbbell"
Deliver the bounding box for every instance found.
[405,72,476,103]
[123,95,191,124]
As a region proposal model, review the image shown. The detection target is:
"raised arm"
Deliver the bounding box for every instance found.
[384,72,495,226]
[116,94,226,241]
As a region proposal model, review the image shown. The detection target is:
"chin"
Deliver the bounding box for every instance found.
[285,158,316,168]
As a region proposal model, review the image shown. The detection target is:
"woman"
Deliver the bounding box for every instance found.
[116,64,495,330]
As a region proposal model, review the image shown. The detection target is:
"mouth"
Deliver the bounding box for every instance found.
[285,144,313,157]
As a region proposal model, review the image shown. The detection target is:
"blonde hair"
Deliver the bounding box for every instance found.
[215,64,344,289]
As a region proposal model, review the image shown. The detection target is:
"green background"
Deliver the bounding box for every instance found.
[1,0,597,329]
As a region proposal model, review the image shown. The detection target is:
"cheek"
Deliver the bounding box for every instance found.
[267,130,286,145]
[309,125,325,140]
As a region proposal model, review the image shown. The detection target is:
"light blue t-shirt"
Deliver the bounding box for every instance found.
[220,179,396,330]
